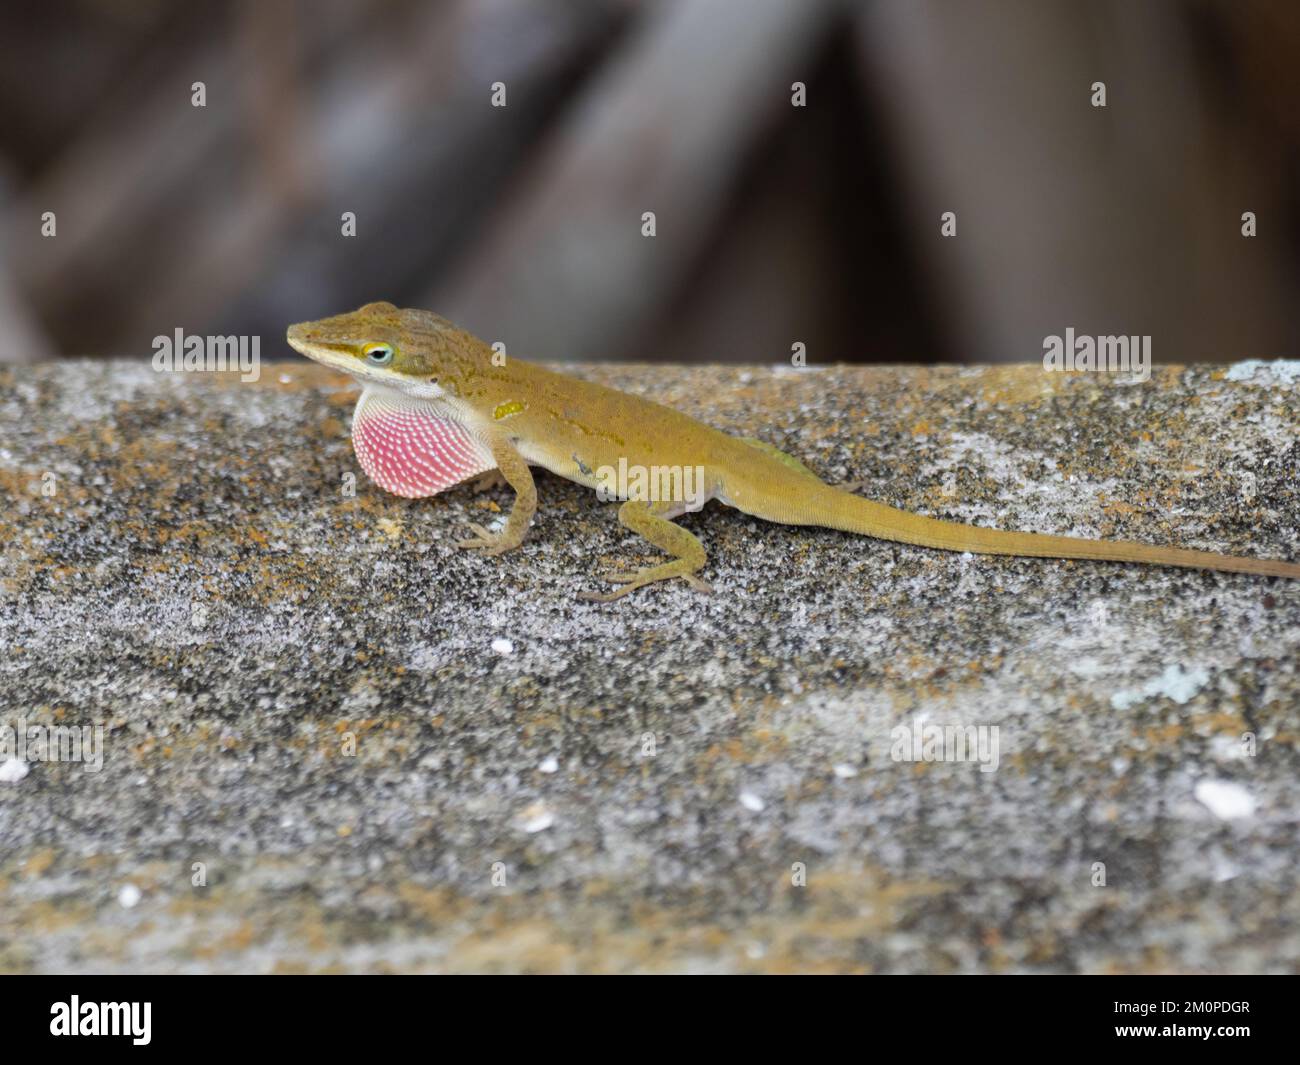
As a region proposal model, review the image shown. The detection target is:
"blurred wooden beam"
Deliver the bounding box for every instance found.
[212,0,621,352]
[853,0,1294,362]
[0,263,55,363]
[3,0,368,354]
[428,0,839,361]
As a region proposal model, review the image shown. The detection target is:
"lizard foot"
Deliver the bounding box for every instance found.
[456,523,521,557]
[577,565,714,602]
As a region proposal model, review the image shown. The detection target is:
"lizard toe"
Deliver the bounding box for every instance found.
[456,523,499,550]
[577,586,635,603]
[597,569,642,585]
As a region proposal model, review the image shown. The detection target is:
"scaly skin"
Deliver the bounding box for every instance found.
[287,302,1300,600]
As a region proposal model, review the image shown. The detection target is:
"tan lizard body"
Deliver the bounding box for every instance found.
[287,302,1300,600]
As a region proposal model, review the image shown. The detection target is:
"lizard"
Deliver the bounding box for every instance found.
[286,302,1300,600]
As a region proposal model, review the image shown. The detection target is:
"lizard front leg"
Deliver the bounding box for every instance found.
[579,499,713,602]
[456,434,537,556]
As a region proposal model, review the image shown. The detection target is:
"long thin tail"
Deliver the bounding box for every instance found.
[785,486,1300,579]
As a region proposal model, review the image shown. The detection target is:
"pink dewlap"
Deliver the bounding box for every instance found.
[350,389,495,498]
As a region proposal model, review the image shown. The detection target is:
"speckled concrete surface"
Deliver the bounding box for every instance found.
[1,357,1297,973]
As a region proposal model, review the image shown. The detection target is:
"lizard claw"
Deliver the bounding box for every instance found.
[595,569,714,594]
[576,587,632,603]
[456,522,514,555]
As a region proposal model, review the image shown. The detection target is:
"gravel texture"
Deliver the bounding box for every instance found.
[1,357,1297,973]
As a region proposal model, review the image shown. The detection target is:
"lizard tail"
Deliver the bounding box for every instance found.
[781,485,1300,579]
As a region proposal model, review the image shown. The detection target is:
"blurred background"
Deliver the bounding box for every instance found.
[0,0,1297,367]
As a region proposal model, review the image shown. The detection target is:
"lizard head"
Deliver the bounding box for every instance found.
[286,302,487,399]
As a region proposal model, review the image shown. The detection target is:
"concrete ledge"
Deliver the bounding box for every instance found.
[1,359,1297,972]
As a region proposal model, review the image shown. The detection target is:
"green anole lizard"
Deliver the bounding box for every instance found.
[287,302,1300,600]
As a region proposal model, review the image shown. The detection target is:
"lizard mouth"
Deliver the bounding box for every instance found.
[286,324,365,375]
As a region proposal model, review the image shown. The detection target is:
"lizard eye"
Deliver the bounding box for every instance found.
[364,343,394,365]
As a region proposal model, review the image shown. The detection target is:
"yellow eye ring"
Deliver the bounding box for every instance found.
[364,343,394,365]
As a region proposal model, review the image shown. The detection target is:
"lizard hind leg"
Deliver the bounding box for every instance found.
[578,499,713,602]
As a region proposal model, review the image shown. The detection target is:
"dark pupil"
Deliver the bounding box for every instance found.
[371,348,388,359]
